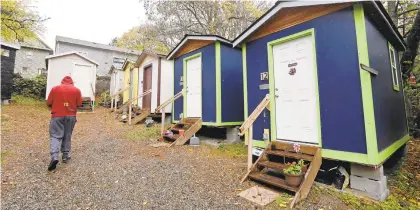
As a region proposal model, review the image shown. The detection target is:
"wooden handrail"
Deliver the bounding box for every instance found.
[155,90,183,113]
[125,89,152,105]
[239,94,270,136]
[239,94,270,170]
[112,86,130,97]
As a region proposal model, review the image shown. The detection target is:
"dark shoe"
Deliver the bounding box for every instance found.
[48,160,59,171]
[62,156,71,163]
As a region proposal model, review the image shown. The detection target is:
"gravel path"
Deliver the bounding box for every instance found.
[1,105,264,209]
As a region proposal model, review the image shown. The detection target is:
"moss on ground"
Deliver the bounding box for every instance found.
[124,124,161,140]
[209,142,247,158]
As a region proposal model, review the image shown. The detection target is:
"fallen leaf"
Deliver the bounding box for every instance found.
[279,204,286,207]
[143,202,148,205]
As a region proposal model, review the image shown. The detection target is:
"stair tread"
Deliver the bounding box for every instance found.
[266,150,314,161]
[249,172,298,192]
[163,134,179,141]
[258,161,287,172]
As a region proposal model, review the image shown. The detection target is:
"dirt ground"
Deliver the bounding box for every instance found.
[1,100,419,209]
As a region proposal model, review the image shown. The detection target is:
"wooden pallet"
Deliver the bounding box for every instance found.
[241,141,322,208]
[159,118,202,146]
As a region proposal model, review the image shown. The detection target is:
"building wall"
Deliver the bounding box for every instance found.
[137,56,173,113]
[365,16,409,152]
[220,43,244,122]
[14,47,51,78]
[173,44,216,122]
[137,55,158,109]
[46,54,96,99]
[1,46,17,100]
[160,59,174,113]
[56,42,139,76]
[245,7,367,153]
[122,63,138,104]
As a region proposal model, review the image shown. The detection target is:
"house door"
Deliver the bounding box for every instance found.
[72,63,93,99]
[142,66,152,109]
[273,35,319,144]
[129,68,134,100]
[185,56,202,118]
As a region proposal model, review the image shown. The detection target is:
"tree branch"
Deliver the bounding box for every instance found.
[398,8,420,17]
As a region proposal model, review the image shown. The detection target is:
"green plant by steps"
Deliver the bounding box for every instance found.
[283,159,305,175]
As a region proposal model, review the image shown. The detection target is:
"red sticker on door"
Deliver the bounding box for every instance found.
[289,68,296,75]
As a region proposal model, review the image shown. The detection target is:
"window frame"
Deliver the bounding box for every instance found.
[1,48,10,57]
[388,42,400,91]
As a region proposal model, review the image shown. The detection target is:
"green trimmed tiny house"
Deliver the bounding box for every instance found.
[234,1,409,166]
[167,35,244,127]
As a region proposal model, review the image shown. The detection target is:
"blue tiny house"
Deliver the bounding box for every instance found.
[167,35,244,127]
[234,1,409,167]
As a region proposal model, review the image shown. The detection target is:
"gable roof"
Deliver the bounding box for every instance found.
[135,50,167,67]
[232,1,406,50]
[46,51,99,65]
[20,35,53,52]
[108,64,123,74]
[167,35,232,59]
[121,59,136,70]
[1,41,20,50]
[56,36,142,55]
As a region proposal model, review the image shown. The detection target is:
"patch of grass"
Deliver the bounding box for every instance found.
[11,95,46,107]
[209,142,247,158]
[275,193,293,208]
[1,150,14,165]
[124,124,161,140]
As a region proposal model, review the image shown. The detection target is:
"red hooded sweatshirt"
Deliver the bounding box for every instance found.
[46,76,82,118]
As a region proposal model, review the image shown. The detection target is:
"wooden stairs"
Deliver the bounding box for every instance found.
[78,97,93,111]
[160,118,202,146]
[121,108,151,125]
[241,141,322,208]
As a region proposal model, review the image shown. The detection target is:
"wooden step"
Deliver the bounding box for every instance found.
[249,172,298,192]
[163,134,179,141]
[258,161,287,172]
[266,150,314,161]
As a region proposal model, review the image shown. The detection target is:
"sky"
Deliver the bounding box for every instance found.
[33,0,146,50]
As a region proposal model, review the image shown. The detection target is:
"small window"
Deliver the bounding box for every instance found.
[113,57,125,65]
[1,48,10,57]
[388,43,399,91]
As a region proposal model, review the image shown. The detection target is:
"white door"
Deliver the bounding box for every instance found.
[186,56,202,118]
[273,35,319,144]
[72,63,93,98]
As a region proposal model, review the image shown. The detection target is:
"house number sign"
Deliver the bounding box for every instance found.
[260,72,269,81]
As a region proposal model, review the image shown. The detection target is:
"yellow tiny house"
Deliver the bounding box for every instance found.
[122,59,138,104]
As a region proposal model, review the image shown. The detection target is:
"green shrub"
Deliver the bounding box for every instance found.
[12,74,47,99]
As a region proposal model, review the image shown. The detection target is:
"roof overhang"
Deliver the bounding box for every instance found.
[45,51,99,65]
[121,58,136,70]
[108,65,123,74]
[1,42,21,50]
[232,1,406,50]
[167,35,232,59]
[135,50,167,67]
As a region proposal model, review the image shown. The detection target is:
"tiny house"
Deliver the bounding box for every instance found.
[234,1,408,167]
[135,51,174,113]
[109,65,124,96]
[1,42,20,103]
[167,35,244,126]
[46,52,98,101]
[122,59,138,104]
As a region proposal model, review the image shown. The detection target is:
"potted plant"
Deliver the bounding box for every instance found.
[283,160,305,187]
[283,143,307,186]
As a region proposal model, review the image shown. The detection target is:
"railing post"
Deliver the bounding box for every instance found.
[248,126,253,170]
[161,110,166,137]
[111,97,114,110]
[128,102,132,125]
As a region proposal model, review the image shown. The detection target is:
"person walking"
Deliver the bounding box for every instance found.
[46,76,82,171]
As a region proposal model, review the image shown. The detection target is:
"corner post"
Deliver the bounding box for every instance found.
[248,126,253,170]
[353,3,378,164]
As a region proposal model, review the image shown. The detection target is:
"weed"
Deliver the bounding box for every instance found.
[11,95,46,107]
[1,150,14,164]
[209,142,247,158]
[124,124,161,140]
